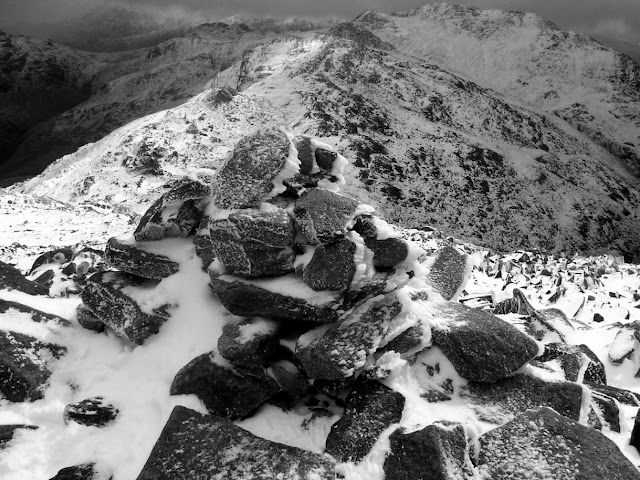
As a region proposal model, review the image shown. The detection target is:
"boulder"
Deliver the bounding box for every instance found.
[63,397,119,427]
[478,407,640,480]
[430,302,539,382]
[210,276,338,324]
[383,423,475,480]
[136,406,335,480]
[0,298,69,326]
[0,260,48,295]
[0,424,37,448]
[29,247,74,274]
[104,237,179,280]
[218,318,280,367]
[81,272,170,345]
[427,246,468,300]
[364,237,408,270]
[76,304,105,333]
[303,238,356,291]
[296,293,403,379]
[0,330,65,402]
[210,129,293,209]
[538,342,607,384]
[293,189,360,244]
[325,380,405,462]
[210,208,296,278]
[48,464,102,480]
[170,351,280,419]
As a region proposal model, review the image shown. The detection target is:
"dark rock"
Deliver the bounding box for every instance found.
[193,217,215,269]
[0,424,37,448]
[378,322,429,357]
[303,238,356,291]
[0,260,48,295]
[315,148,338,171]
[211,129,292,209]
[48,464,100,480]
[594,313,605,322]
[478,407,640,480]
[268,361,311,403]
[430,302,539,382]
[170,351,280,419]
[104,237,179,280]
[466,374,584,423]
[493,288,533,315]
[538,342,607,384]
[352,215,378,238]
[136,406,335,480]
[0,298,69,325]
[61,262,76,276]
[384,423,474,480]
[81,271,169,345]
[210,208,296,278]
[590,390,621,432]
[294,189,360,244]
[29,247,74,274]
[295,136,314,175]
[76,304,105,333]
[0,330,65,402]
[588,383,640,406]
[630,408,640,453]
[325,380,404,462]
[218,318,280,367]
[210,275,338,324]
[364,237,408,269]
[428,246,468,300]
[213,86,236,104]
[34,269,55,286]
[63,397,119,427]
[296,293,403,379]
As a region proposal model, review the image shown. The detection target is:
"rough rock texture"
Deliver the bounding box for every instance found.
[303,238,356,291]
[0,299,69,326]
[210,208,296,278]
[383,423,475,480]
[0,260,49,295]
[104,237,179,280]
[325,380,405,462]
[428,246,467,300]
[294,189,360,244]
[296,293,403,379]
[0,330,65,402]
[210,276,338,324]
[364,237,408,269]
[0,424,37,448]
[538,342,607,384]
[169,352,280,419]
[211,129,292,209]
[478,407,640,480]
[430,302,539,382]
[75,304,105,333]
[63,397,119,427]
[218,318,280,367]
[136,406,335,480]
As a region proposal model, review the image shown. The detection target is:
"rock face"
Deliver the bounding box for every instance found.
[104,237,179,279]
[0,260,49,295]
[136,406,335,480]
[210,129,293,209]
[325,380,405,462]
[303,238,357,291]
[0,330,65,402]
[478,407,640,480]
[430,303,539,382]
[63,397,119,427]
[294,189,360,244]
[427,246,468,300]
[384,423,475,480]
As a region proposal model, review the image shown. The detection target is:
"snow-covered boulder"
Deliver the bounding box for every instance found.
[217,317,280,367]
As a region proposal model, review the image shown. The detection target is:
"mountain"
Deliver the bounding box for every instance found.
[14,14,640,259]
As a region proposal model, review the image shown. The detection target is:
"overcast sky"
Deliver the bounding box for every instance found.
[1,0,639,44]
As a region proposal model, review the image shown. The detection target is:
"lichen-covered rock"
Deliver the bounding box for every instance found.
[364,237,408,269]
[303,238,356,291]
[325,380,404,462]
[170,352,280,419]
[427,246,468,300]
[384,423,475,480]
[209,275,338,324]
[296,293,403,380]
[218,318,280,367]
[538,342,607,384]
[0,330,65,402]
[0,424,37,448]
[75,304,105,333]
[294,189,360,244]
[478,407,640,480]
[211,129,293,209]
[210,208,296,278]
[104,237,179,280]
[81,272,170,345]
[430,302,539,382]
[0,260,49,295]
[0,298,69,326]
[136,406,335,480]
[63,397,119,427]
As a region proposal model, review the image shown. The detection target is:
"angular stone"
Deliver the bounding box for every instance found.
[294,189,360,244]
[170,351,280,419]
[428,246,468,300]
[76,304,105,333]
[303,239,356,291]
[478,407,640,480]
[218,318,280,367]
[136,406,335,480]
[325,380,404,462]
[210,208,295,278]
[29,248,74,274]
[81,272,169,345]
[430,302,539,382]
[296,293,402,380]
[210,276,338,324]
[364,237,408,270]
[63,397,119,427]
[538,342,607,384]
[0,260,48,295]
[0,424,37,448]
[315,148,337,171]
[0,299,69,326]
[211,129,292,209]
[0,330,65,402]
[384,423,475,480]
[104,237,179,280]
